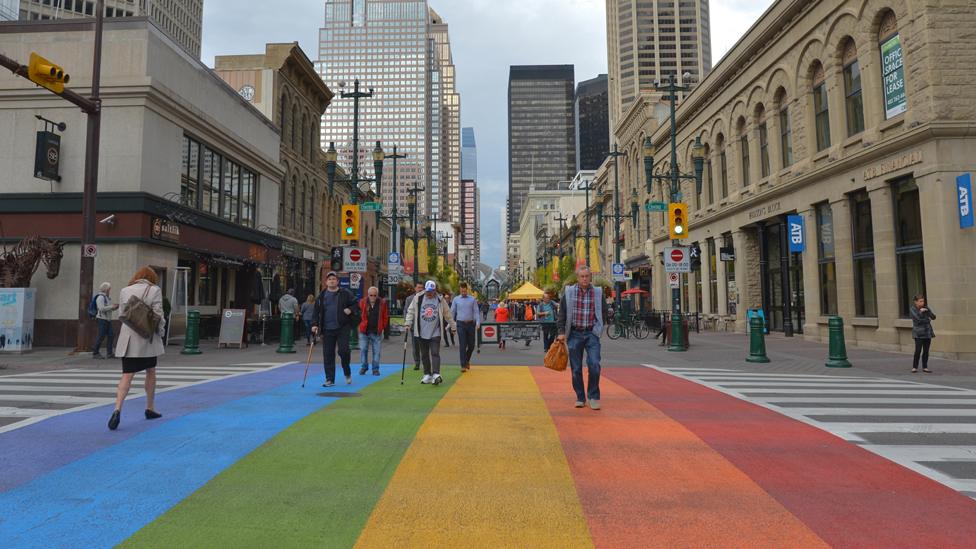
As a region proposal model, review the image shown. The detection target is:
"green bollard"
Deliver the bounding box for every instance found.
[668,312,687,352]
[825,316,852,368]
[746,315,770,363]
[276,312,296,354]
[181,310,202,355]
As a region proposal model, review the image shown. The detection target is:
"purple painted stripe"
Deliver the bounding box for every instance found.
[0,363,303,493]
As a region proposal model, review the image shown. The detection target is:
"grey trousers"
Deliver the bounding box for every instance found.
[410,333,421,366]
[417,336,441,375]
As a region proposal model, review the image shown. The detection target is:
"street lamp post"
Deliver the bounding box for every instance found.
[339,79,375,204]
[406,183,425,283]
[554,212,569,263]
[377,145,407,306]
[648,72,706,352]
[601,144,638,310]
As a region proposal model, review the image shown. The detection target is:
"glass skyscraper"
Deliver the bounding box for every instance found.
[575,74,610,172]
[317,0,460,223]
[507,65,576,235]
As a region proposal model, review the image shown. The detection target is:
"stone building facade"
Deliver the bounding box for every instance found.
[615,0,976,359]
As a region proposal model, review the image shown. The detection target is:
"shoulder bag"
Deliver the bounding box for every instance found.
[119,284,162,340]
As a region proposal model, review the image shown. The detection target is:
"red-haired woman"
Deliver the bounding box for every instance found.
[108,266,166,430]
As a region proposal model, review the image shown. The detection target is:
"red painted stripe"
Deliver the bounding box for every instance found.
[607,368,976,548]
[531,368,829,548]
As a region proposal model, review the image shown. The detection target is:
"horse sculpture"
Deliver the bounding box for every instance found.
[0,236,65,288]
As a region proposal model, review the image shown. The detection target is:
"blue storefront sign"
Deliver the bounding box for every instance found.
[957,173,974,229]
[787,214,805,253]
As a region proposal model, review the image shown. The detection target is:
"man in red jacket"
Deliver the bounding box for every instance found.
[358,286,389,376]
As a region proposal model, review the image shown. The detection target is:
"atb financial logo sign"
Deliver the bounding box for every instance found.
[958,173,974,229]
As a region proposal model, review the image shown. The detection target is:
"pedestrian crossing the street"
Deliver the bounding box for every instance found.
[0,362,294,433]
[648,365,976,500]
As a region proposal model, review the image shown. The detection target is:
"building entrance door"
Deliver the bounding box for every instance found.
[760,220,806,334]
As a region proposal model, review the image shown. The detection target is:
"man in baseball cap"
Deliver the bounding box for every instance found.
[311,270,359,386]
[404,279,456,385]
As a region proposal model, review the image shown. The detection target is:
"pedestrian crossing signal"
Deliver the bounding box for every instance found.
[27,52,70,94]
[669,202,687,240]
[341,204,360,241]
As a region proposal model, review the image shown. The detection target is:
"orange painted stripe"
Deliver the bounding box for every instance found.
[531,368,829,549]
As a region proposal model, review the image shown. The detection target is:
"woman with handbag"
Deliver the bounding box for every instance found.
[108,266,166,430]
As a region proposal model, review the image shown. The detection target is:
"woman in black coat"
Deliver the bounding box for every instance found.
[910,294,936,373]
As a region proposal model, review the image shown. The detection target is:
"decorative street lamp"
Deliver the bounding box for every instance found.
[406,183,425,283]
[599,145,638,309]
[647,72,706,352]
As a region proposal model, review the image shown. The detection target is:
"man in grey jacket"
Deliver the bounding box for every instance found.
[556,266,609,410]
[92,282,119,359]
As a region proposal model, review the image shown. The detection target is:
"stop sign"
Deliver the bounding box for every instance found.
[670,249,684,262]
[349,249,362,262]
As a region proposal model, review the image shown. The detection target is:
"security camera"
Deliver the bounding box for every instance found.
[99,214,116,225]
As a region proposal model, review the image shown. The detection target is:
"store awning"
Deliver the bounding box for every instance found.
[507,282,544,301]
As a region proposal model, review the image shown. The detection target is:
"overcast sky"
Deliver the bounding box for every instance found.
[202,0,774,268]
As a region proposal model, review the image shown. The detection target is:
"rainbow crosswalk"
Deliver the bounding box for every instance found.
[2,363,976,548]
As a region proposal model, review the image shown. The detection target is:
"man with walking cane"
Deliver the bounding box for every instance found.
[311,271,360,387]
[404,280,456,385]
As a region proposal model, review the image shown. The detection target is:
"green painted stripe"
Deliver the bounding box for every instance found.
[122,374,455,548]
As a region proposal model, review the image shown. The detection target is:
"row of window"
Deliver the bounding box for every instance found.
[180,135,258,228]
[816,178,923,319]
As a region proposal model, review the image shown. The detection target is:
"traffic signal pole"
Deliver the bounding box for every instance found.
[0,0,103,352]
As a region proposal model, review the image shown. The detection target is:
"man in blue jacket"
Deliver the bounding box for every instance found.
[311,271,360,387]
[556,266,609,410]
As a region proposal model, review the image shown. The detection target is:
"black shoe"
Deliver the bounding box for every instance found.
[413,364,420,371]
[372,370,381,376]
[145,409,162,420]
[108,410,120,430]
[93,353,104,360]
[359,366,368,375]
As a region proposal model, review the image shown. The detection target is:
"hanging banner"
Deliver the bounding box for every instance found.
[881,33,907,119]
[787,214,805,253]
[402,239,429,275]
[958,173,974,229]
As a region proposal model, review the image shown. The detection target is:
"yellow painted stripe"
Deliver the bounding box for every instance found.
[355,367,593,549]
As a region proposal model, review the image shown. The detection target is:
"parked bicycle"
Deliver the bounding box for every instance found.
[606,312,651,340]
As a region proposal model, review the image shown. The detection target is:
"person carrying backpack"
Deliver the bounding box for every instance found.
[91,282,119,359]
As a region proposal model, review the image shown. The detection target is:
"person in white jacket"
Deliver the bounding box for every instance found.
[404,280,456,385]
[108,266,167,430]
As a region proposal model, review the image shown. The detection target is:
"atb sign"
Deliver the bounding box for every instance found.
[787,214,805,253]
[957,173,974,229]
[664,246,690,273]
[611,263,627,282]
[343,247,367,272]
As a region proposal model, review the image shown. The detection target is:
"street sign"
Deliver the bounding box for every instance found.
[387,252,400,264]
[350,272,362,289]
[480,324,498,344]
[361,201,382,212]
[668,272,680,288]
[645,201,668,212]
[664,246,690,273]
[388,273,400,284]
[612,263,626,282]
[83,244,97,258]
[343,247,367,272]
[720,247,735,262]
[957,173,974,229]
[788,214,805,253]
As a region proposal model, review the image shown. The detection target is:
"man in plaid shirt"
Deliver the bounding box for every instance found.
[557,266,609,410]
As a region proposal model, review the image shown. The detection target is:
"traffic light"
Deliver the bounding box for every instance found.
[341,204,360,241]
[668,202,688,240]
[28,53,70,94]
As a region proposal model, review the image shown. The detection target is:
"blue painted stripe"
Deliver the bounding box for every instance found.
[0,367,396,548]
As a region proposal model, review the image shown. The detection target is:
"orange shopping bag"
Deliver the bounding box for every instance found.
[544,339,568,372]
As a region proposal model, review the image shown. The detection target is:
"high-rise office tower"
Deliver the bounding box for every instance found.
[606,0,712,131]
[1,0,17,21]
[507,65,576,235]
[460,179,479,264]
[15,0,204,57]
[575,74,609,171]
[462,127,477,181]
[318,0,460,223]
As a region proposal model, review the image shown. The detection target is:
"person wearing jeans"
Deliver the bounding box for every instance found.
[451,282,480,372]
[300,294,316,345]
[312,271,359,386]
[556,266,608,410]
[910,294,936,373]
[92,282,119,359]
[404,280,456,385]
[358,286,388,376]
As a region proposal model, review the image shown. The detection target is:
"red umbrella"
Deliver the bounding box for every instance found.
[621,288,649,296]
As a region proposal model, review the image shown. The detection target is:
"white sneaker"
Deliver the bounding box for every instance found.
[432,374,443,386]
[420,374,432,384]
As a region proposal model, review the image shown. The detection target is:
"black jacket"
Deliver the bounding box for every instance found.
[312,288,359,330]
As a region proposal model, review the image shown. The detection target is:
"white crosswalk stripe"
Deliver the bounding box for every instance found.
[0,362,295,433]
[646,364,976,500]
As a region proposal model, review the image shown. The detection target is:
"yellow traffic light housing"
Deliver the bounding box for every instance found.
[669,202,688,240]
[28,53,69,94]
[341,204,360,241]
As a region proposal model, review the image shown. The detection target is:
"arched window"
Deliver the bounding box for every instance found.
[717,134,728,199]
[878,10,906,119]
[291,104,299,149]
[755,104,770,179]
[704,143,713,205]
[842,39,865,136]
[310,116,319,162]
[308,184,315,239]
[775,88,793,167]
[290,177,298,230]
[301,115,307,158]
[300,182,307,233]
[811,61,831,151]
[737,117,750,187]
[280,94,288,137]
